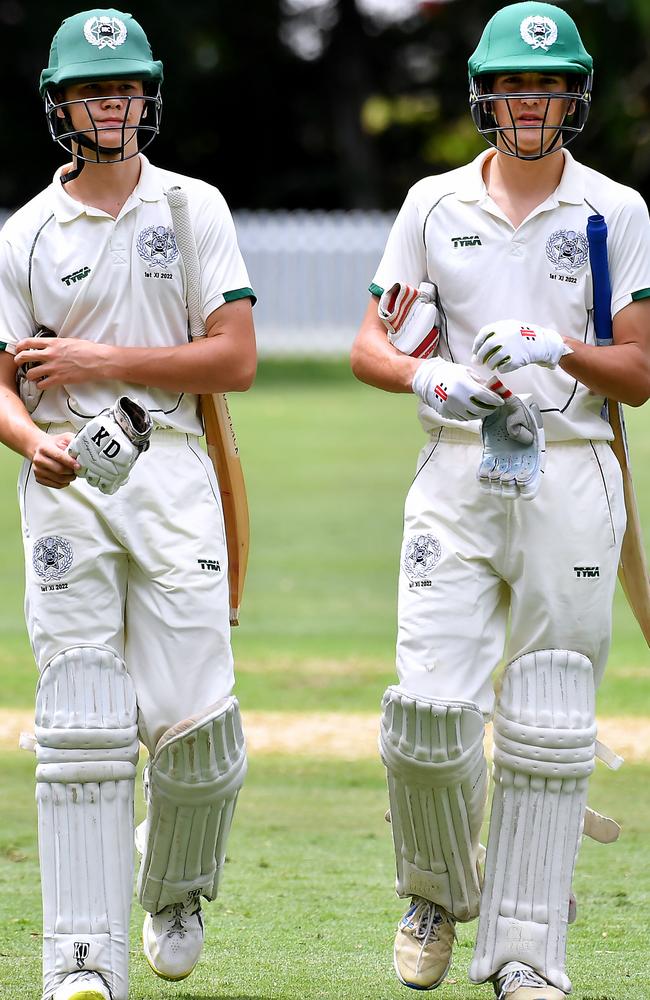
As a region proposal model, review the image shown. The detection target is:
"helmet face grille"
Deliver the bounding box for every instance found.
[44,87,163,164]
[468,75,591,160]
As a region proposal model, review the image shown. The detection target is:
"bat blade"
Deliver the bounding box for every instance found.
[166,185,250,625]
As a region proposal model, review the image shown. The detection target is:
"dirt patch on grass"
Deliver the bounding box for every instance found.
[1,708,649,762]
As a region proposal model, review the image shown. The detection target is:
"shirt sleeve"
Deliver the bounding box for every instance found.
[0,235,35,351]
[607,190,650,317]
[193,187,255,321]
[370,185,428,297]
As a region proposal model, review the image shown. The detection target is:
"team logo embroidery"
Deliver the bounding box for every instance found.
[403,534,442,583]
[73,941,90,968]
[83,16,127,49]
[545,229,589,273]
[136,226,179,269]
[520,15,558,51]
[32,536,74,582]
[520,326,536,340]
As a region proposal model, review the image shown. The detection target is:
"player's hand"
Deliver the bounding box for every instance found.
[477,396,546,500]
[67,396,153,495]
[31,432,80,490]
[472,319,573,373]
[13,336,112,387]
[411,357,506,421]
[378,281,440,360]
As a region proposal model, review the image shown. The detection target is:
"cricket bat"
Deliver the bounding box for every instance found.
[166,185,250,626]
[587,213,650,646]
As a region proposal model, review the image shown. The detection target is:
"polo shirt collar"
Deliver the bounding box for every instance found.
[456,147,585,207]
[51,154,164,223]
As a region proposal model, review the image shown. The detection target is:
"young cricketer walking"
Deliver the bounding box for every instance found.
[351,3,650,997]
[0,9,255,999]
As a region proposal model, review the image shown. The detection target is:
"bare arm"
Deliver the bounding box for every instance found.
[560,298,650,406]
[12,298,257,396]
[0,353,78,488]
[350,297,420,393]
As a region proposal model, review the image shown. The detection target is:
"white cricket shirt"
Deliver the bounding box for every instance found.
[0,155,254,433]
[371,149,650,441]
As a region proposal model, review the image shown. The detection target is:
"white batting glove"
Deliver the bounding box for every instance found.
[478,395,546,500]
[67,396,153,495]
[472,319,573,373]
[411,357,506,421]
[378,281,440,359]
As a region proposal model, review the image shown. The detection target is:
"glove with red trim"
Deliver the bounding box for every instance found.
[378,281,440,360]
[472,319,573,373]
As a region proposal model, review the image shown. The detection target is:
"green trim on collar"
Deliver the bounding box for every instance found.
[631,288,650,301]
[369,282,384,297]
[224,286,257,307]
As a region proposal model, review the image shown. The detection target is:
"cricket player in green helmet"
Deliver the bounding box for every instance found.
[0,9,256,1000]
[352,3,650,998]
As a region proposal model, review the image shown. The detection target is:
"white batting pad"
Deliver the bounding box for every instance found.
[137,696,247,914]
[470,649,596,993]
[35,645,139,1000]
[379,687,488,921]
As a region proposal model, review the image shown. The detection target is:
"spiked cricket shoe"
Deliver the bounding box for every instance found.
[495,963,567,1000]
[143,892,204,981]
[52,971,111,1000]
[393,896,456,990]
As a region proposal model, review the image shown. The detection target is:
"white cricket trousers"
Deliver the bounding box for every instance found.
[19,429,234,752]
[396,428,626,715]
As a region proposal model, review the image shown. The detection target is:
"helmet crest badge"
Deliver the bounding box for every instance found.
[520,15,558,51]
[83,16,128,49]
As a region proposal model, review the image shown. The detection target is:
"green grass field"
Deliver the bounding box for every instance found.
[0,360,648,999]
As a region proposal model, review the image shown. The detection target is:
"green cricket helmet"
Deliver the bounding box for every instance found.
[40,9,164,167]
[468,2,593,159]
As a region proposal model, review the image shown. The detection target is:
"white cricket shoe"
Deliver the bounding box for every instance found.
[393,896,456,990]
[143,892,204,981]
[494,962,567,999]
[52,971,111,1000]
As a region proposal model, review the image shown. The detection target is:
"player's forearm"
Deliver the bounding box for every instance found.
[351,300,419,393]
[560,339,650,406]
[102,337,257,394]
[0,385,44,460]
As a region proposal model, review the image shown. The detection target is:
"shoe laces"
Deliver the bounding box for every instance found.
[405,898,453,943]
[497,966,548,998]
[165,892,202,938]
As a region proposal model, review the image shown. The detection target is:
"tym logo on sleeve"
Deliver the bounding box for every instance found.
[61,266,91,286]
[451,235,482,249]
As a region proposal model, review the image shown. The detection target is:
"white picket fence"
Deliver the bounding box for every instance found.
[234,210,394,356]
[0,208,395,355]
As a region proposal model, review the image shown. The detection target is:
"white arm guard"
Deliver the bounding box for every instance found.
[68,395,153,495]
[378,282,440,359]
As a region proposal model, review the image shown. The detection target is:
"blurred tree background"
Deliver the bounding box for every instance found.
[1,0,649,211]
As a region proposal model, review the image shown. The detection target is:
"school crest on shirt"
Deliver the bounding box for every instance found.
[136,225,179,270]
[520,15,558,51]
[83,16,127,49]
[403,533,442,586]
[32,535,74,583]
[545,229,589,274]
